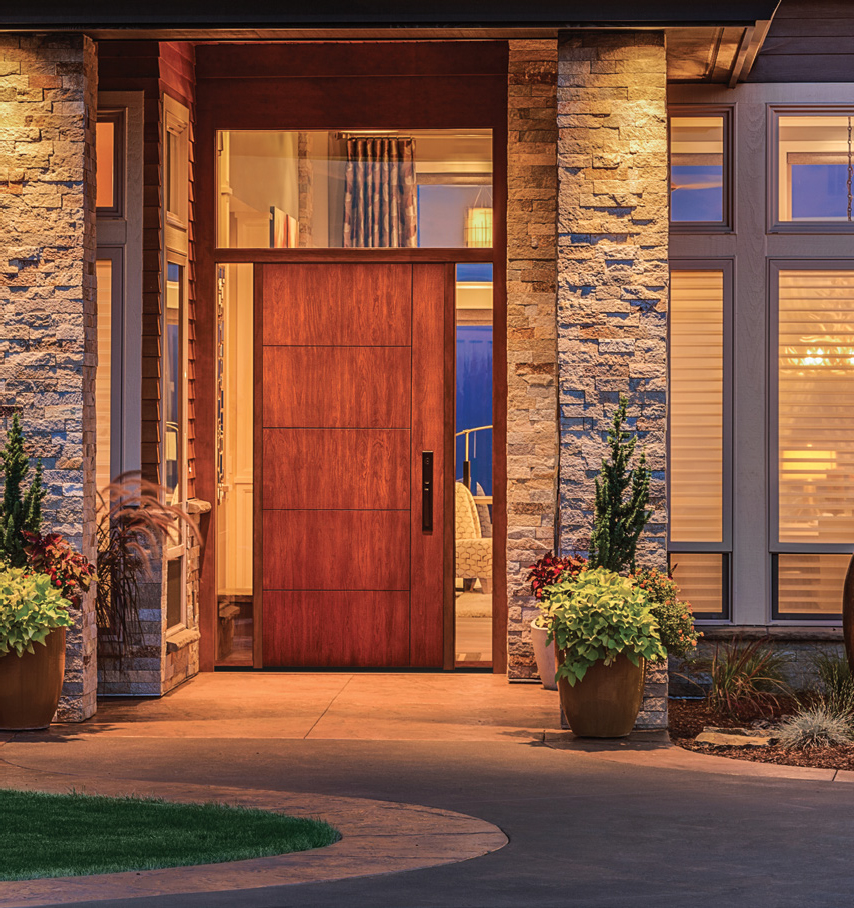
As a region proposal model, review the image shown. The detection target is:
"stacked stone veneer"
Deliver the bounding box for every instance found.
[506,40,560,680]
[556,32,669,728]
[0,35,98,720]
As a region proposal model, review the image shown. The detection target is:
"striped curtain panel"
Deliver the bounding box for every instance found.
[343,137,417,248]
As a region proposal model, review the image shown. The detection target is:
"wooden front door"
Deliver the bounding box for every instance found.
[258,262,449,668]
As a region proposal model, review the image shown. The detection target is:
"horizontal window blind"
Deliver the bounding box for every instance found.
[668,552,726,618]
[776,553,850,616]
[778,270,854,544]
[670,271,724,543]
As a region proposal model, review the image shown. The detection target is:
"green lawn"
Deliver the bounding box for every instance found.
[0,789,340,881]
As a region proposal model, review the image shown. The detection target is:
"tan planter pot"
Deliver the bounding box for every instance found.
[557,651,645,738]
[530,621,557,690]
[0,627,66,731]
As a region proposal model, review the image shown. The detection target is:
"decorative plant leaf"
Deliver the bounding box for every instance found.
[0,567,73,658]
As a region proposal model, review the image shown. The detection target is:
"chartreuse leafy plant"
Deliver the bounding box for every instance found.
[0,567,72,657]
[545,567,666,686]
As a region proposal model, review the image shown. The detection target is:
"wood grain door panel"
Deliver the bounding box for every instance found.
[263,428,410,510]
[263,263,412,346]
[263,509,410,591]
[262,591,410,667]
[263,346,411,428]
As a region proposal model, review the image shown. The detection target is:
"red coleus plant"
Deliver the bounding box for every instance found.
[23,531,96,609]
[526,551,588,601]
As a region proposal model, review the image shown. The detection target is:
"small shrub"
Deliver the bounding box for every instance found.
[0,415,46,568]
[588,395,652,574]
[526,551,587,602]
[631,566,701,658]
[707,638,790,719]
[777,705,854,750]
[810,650,854,716]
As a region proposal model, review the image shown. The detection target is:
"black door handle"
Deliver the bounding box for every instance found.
[422,451,433,532]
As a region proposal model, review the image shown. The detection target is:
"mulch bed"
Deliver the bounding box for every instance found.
[669,697,854,771]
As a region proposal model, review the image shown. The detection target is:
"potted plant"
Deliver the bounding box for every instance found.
[545,395,665,736]
[0,567,75,730]
[546,567,666,737]
[526,551,586,690]
[0,416,95,730]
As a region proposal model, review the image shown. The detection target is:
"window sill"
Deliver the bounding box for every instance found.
[698,625,842,642]
[165,625,201,653]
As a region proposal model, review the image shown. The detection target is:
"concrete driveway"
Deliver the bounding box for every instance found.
[2,673,853,907]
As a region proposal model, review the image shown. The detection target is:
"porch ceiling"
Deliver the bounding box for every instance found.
[0,1,780,30]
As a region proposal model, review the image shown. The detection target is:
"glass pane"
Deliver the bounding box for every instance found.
[668,553,726,618]
[778,270,854,543]
[217,130,493,248]
[455,263,493,665]
[166,557,184,629]
[670,271,724,543]
[96,119,115,209]
[95,260,112,495]
[164,263,183,505]
[776,553,848,616]
[216,263,254,666]
[670,116,724,223]
[778,115,854,222]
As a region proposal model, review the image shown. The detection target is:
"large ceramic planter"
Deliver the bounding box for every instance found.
[530,621,557,690]
[0,627,66,731]
[557,651,645,738]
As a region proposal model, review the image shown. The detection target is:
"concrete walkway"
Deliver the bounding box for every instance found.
[4,673,854,907]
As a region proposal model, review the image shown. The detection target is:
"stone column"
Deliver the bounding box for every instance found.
[556,32,669,728]
[506,40,560,680]
[0,35,98,720]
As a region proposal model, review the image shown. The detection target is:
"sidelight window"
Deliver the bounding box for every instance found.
[216,129,493,249]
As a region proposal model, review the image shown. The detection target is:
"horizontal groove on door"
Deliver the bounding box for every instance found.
[263,591,410,667]
[263,346,411,428]
[262,509,411,591]
[263,428,410,510]
[263,263,412,346]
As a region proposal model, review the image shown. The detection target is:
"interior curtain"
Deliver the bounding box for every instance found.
[343,136,417,248]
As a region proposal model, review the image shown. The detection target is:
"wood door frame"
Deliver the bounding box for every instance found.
[196,40,508,673]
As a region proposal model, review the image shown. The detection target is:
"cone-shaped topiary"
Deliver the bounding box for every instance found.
[0,414,46,568]
[588,395,652,574]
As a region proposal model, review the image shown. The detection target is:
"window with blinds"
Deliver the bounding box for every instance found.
[775,553,850,617]
[777,270,854,544]
[668,553,727,618]
[669,269,729,619]
[670,270,725,543]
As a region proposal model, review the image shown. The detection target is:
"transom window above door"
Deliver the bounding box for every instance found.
[216,129,493,249]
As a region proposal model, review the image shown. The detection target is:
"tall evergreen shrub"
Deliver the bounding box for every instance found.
[0,414,46,567]
[588,395,651,573]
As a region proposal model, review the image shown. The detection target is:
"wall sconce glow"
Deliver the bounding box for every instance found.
[464,207,492,248]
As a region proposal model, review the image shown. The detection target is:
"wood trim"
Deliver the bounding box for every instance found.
[492,93,508,675]
[214,248,494,264]
[253,262,264,668]
[195,91,217,672]
[443,262,456,670]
